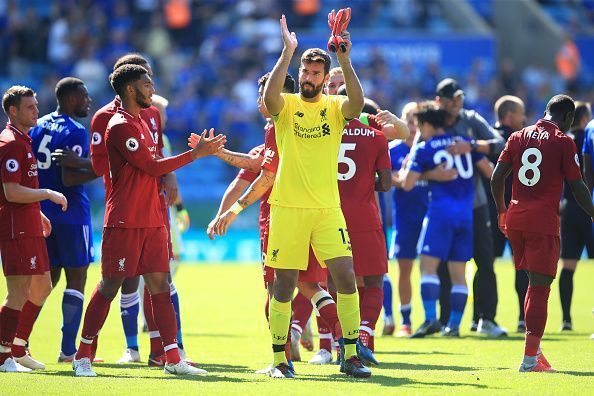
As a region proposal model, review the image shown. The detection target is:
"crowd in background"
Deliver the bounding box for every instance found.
[1,0,594,206]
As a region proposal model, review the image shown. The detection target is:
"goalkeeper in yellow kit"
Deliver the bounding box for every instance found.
[233,14,369,378]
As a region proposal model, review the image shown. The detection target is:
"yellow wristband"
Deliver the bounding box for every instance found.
[229,202,244,215]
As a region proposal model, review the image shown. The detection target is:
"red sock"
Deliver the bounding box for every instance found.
[144,287,165,356]
[360,286,383,351]
[318,302,342,341]
[317,316,332,352]
[291,292,313,335]
[0,306,20,364]
[11,301,42,357]
[151,292,180,364]
[76,286,112,359]
[524,285,550,356]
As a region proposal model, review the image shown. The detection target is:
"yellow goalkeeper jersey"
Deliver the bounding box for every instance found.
[269,93,348,208]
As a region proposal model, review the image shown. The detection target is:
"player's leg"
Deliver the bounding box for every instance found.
[117,276,141,363]
[360,275,383,355]
[558,211,584,331]
[168,274,185,353]
[443,261,468,336]
[396,258,413,336]
[410,255,442,338]
[515,268,528,332]
[0,275,31,372]
[382,274,394,335]
[437,260,451,327]
[59,267,87,361]
[12,269,52,370]
[473,205,505,337]
[269,269,299,372]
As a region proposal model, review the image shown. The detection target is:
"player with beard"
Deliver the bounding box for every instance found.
[217,15,368,378]
[80,54,187,365]
[72,64,225,377]
[205,72,345,370]
[0,86,67,372]
[29,78,95,363]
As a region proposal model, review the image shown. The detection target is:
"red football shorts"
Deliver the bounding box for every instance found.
[261,233,327,287]
[102,227,170,277]
[507,229,560,278]
[0,237,49,276]
[351,229,388,277]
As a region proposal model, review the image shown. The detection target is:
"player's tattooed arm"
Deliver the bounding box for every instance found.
[337,31,364,120]
[207,178,250,240]
[212,169,276,237]
[490,161,512,215]
[568,178,594,219]
[420,163,458,182]
[215,149,263,173]
[375,169,392,192]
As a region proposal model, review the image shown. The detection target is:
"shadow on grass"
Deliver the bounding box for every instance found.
[91,362,252,374]
[30,370,255,383]
[181,333,246,339]
[559,371,594,377]
[374,362,475,372]
[298,373,504,389]
[473,335,565,342]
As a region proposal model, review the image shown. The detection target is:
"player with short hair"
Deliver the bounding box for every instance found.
[0,85,67,372]
[262,16,368,378]
[491,94,594,372]
[435,78,506,337]
[558,101,594,331]
[72,64,225,377]
[488,95,529,333]
[389,102,429,337]
[333,84,395,365]
[29,78,95,363]
[86,53,186,365]
[404,103,493,338]
[205,72,344,369]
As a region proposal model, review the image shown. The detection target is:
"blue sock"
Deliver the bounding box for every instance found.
[170,283,183,349]
[382,274,393,318]
[447,285,468,329]
[400,303,412,326]
[420,275,440,323]
[120,292,139,350]
[61,289,84,356]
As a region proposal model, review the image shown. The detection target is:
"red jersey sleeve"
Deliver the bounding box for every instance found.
[0,141,26,183]
[498,132,516,163]
[109,123,193,177]
[237,168,259,182]
[375,133,391,170]
[562,136,582,181]
[90,112,110,176]
[262,125,279,172]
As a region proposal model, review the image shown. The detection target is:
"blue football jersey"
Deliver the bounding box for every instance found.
[30,112,91,225]
[407,134,483,219]
[583,119,594,175]
[389,140,429,222]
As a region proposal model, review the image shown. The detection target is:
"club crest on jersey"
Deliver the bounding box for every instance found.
[271,249,279,262]
[118,258,126,272]
[320,108,327,121]
[125,138,139,152]
[91,132,102,145]
[5,159,19,172]
[30,256,37,270]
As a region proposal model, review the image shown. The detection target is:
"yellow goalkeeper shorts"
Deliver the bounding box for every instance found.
[265,205,352,270]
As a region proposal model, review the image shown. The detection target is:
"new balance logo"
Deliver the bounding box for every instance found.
[30,256,37,270]
[118,258,126,272]
[271,249,279,262]
[294,111,304,118]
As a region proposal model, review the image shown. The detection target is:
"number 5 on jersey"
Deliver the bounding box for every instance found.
[338,143,356,180]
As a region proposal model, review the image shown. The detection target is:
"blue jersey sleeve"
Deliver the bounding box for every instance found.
[583,125,593,156]
[407,143,428,174]
[63,127,90,158]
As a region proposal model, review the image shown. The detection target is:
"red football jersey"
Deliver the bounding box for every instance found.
[90,96,164,195]
[236,143,269,235]
[0,124,44,240]
[104,108,193,228]
[498,119,582,236]
[338,119,391,232]
[262,123,279,173]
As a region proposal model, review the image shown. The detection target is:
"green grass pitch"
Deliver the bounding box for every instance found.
[1,260,593,395]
